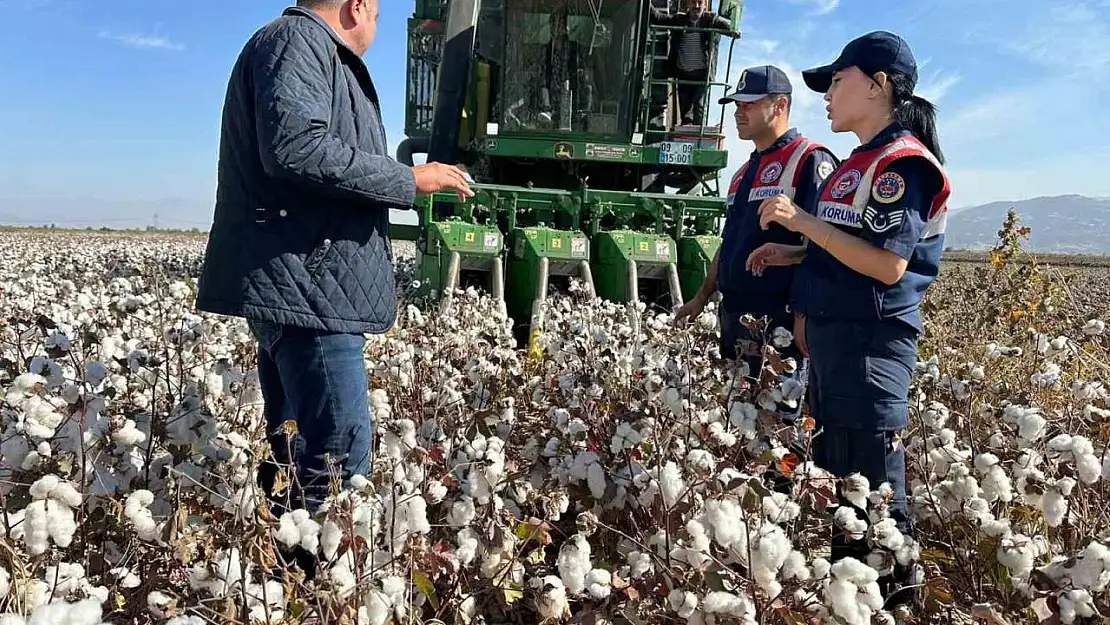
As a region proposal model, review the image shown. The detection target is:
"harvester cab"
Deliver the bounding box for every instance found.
[392,0,743,346]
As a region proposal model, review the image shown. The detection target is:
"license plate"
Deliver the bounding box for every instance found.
[658,141,694,165]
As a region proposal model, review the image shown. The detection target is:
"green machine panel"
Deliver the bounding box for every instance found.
[418,221,504,297]
[593,230,677,303]
[678,235,721,303]
[505,226,591,332]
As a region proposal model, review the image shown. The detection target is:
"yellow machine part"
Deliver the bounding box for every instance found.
[457,60,491,149]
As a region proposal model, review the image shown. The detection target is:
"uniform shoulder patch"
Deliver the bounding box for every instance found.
[816,160,834,181]
[872,171,906,204]
[863,205,907,234]
[760,162,783,184]
[830,169,861,199]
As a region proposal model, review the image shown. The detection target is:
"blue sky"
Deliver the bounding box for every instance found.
[1,0,1108,229]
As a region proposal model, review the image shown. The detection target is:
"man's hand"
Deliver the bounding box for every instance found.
[794,313,809,358]
[413,162,475,201]
[673,294,708,324]
[746,243,796,276]
[758,195,810,232]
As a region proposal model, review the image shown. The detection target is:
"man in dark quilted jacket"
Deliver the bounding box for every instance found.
[195,0,472,516]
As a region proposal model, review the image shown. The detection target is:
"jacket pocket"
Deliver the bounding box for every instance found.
[304,238,334,278]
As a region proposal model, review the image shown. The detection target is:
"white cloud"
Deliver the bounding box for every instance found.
[97,30,185,51]
[783,0,840,16]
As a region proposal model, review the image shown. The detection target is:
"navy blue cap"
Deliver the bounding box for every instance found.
[802,31,918,93]
[718,65,793,104]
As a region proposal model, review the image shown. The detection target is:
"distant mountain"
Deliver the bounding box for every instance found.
[946,195,1110,255]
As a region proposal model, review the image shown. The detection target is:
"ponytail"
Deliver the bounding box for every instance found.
[887,72,945,165]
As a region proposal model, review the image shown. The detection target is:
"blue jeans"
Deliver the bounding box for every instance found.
[249,319,373,514]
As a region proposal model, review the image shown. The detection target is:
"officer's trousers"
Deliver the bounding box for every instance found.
[719,304,808,423]
[804,315,918,606]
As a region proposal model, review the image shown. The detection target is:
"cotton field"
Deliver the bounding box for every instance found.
[0,218,1108,625]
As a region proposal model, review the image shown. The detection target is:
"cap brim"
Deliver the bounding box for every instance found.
[718,92,773,104]
[801,63,838,93]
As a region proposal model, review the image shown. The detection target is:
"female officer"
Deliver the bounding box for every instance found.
[747,30,950,606]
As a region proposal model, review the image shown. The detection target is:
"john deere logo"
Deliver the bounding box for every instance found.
[555,143,573,159]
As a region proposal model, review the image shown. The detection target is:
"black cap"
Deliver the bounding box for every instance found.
[718,65,793,104]
[802,31,918,93]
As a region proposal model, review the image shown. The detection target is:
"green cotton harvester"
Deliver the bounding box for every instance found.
[390,0,744,346]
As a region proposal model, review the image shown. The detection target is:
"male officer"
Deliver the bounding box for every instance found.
[675,65,838,415]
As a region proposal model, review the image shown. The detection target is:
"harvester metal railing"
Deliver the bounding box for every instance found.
[641,18,739,197]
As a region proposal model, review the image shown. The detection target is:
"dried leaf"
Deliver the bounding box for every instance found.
[500,581,524,605]
[971,603,1012,625]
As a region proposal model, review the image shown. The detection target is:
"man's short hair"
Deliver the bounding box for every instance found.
[297,0,346,8]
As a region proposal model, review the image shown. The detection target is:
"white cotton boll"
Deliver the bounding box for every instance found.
[974,453,1014,503]
[703,590,756,620]
[1057,588,1097,623]
[705,498,747,552]
[448,497,476,527]
[763,492,800,523]
[751,523,791,598]
[124,490,159,542]
[728,401,759,440]
[685,449,716,476]
[707,421,737,447]
[319,519,343,561]
[584,568,611,599]
[841,474,870,510]
[657,462,686,508]
[1084,319,1106,335]
[24,599,104,625]
[627,550,653,579]
[586,462,606,500]
[456,528,479,566]
[824,558,884,625]
[1041,477,1076,527]
[0,566,7,600]
[557,534,592,595]
[870,518,904,551]
[532,576,569,622]
[1016,408,1047,445]
[833,506,868,541]
[611,422,642,454]
[668,589,698,619]
[781,550,810,581]
[147,590,175,618]
[997,534,1037,579]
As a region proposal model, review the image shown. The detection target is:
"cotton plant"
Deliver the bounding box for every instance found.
[0,233,1109,623]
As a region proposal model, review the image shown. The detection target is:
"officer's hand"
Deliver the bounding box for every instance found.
[673,294,707,324]
[413,162,475,201]
[746,243,790,276]
[794,313,809,358]
[758,195,803,232]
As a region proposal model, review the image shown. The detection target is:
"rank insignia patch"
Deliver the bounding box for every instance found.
[862,205,906,234]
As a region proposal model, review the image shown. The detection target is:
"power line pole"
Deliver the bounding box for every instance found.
[153,213,159,230]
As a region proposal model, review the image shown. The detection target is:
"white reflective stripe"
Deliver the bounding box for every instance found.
[817,201,862,229]
[853,138,936,212]
[779,138,812,194]
[854,138,949,240]
[749,186,794,201]
[923,207,947,238]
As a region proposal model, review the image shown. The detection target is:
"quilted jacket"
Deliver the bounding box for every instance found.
[195,6,415,335]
